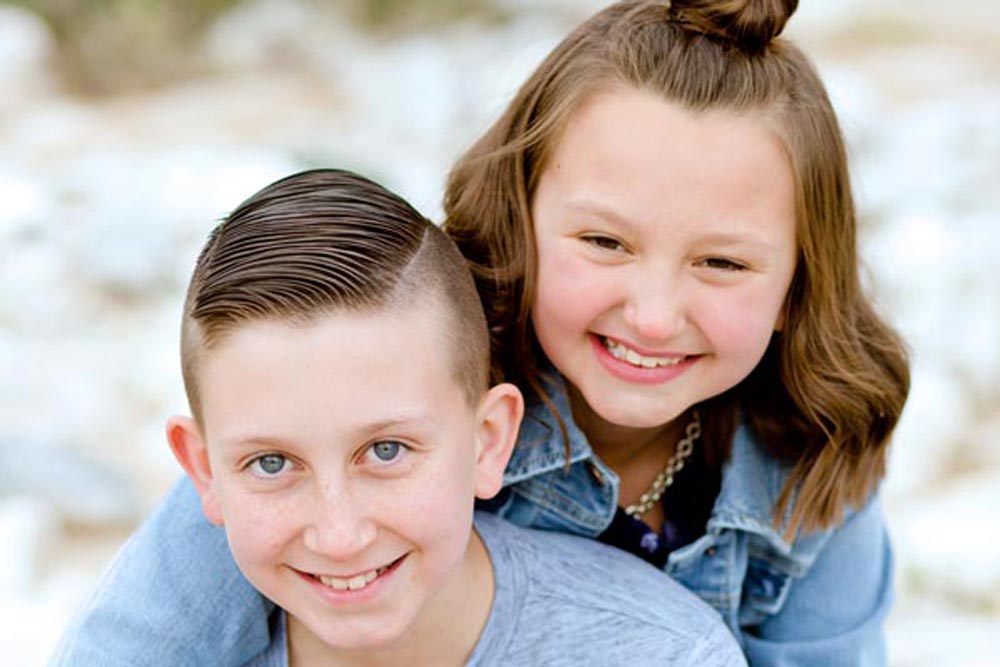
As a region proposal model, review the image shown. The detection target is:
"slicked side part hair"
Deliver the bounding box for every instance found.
[181,169,489,425]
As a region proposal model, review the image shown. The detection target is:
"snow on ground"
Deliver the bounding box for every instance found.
[1,1,997,665]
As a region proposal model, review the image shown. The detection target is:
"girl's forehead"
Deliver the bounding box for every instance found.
[557,88,776,148]
[546,99,775,196]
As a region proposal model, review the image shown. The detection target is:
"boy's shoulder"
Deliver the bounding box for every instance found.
[472,512,746,666]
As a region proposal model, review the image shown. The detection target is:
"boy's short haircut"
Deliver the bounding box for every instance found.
[180,168,489,425]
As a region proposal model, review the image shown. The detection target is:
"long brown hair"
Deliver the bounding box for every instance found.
[443,0,909,537]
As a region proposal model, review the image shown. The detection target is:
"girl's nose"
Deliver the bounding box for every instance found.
[302,483,378,560]
[622,267,685,342]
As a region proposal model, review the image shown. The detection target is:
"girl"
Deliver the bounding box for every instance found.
[443,2,908,664]
[54,1,908,666]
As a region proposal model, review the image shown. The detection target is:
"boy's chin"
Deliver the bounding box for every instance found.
[289,609,416,654]
[325,628,409,651]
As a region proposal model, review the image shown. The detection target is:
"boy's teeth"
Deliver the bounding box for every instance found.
[318,566,385,591]
[604,338,682,368]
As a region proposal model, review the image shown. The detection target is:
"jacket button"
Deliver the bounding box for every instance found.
[704,546,717,557]
[585,461,606,486]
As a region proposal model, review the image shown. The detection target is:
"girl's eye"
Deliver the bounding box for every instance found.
[249,454,289,477]
[581,235,625,252]
[369,440,405,463]
[701,257,747,271]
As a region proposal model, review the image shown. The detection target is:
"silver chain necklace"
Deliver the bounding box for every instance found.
[623,410,701,520]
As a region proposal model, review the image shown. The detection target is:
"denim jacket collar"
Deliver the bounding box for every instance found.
[504,371,594,483]
[503,371,829,561]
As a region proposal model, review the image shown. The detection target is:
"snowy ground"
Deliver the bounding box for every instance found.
[1,1,998,665]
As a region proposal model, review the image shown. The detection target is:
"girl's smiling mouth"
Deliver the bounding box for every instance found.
[591,334,699,385]
[600,336,687,368]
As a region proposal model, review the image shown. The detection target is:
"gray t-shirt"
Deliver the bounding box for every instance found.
[248,512,746,666]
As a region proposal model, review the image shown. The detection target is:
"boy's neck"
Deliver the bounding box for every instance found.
[286,527,495,667]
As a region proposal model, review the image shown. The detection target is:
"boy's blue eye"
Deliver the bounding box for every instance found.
[252,454,288,476]
[371,441,402,462]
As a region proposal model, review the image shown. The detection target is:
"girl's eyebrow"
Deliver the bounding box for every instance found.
[564,201,784,254]
[694,232,783,254]
[562,200,638,230]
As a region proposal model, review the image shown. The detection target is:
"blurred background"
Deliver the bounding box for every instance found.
[0,0,997,664]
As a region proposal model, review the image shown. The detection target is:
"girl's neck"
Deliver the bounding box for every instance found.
[566,384,687,470]
[567,384,691,527]
[287,529,494,667]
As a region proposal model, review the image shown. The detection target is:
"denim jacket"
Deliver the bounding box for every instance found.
[51,376,892,667]
[496,376,893,667]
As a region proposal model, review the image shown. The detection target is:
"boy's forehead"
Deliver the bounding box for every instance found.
[193,308,484,455]
[197,300,471,409]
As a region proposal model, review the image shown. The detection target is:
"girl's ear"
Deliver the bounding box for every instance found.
[472,383,524,500]
[166,415,223,526]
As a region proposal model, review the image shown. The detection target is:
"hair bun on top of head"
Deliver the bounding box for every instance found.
[664,0,798,53]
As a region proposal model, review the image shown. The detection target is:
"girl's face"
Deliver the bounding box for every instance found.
[530,88,797,432]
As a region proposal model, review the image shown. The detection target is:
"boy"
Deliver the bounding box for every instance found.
[54,169,745,666]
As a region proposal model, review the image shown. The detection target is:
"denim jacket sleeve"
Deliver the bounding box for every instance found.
[739,492,893,667]
[50,478,274,667]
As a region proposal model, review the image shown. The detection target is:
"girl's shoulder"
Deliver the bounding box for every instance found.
[711,425,884,571]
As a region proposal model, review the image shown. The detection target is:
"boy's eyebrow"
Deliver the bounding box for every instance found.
[217,412,438,450]
[355,413,437,436]
[217,435,296,451]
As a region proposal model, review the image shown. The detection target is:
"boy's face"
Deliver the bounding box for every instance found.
[169,301,520,651]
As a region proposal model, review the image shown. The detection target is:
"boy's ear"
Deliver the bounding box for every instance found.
[473,383,524,500]
[166,415,223,526]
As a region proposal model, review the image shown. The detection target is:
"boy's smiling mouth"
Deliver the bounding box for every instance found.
[306,555,407,592]
[317,566,385,592]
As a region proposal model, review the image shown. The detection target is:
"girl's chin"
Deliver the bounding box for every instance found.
[565,383,687,432]
[585,400,688,432]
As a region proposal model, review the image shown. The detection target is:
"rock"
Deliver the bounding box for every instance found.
[891,470,1000,604]
[0,496,56,593]
[0,5,57,110]
[888,598,1000,667]
[0,438,140,526]
[885,361,972,502]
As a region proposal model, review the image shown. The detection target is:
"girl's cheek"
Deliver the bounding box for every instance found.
[706,292,781,350]
[542,250,617,296]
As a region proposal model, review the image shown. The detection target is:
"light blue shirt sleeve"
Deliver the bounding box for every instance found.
[50,478,273,667]
[741,494,893,666]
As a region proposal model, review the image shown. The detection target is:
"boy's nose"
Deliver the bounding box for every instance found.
[302,485,378,560]
[623,267,686,342]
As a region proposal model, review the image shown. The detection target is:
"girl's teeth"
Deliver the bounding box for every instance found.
[325,577,348,591]
[604,338,682,368]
